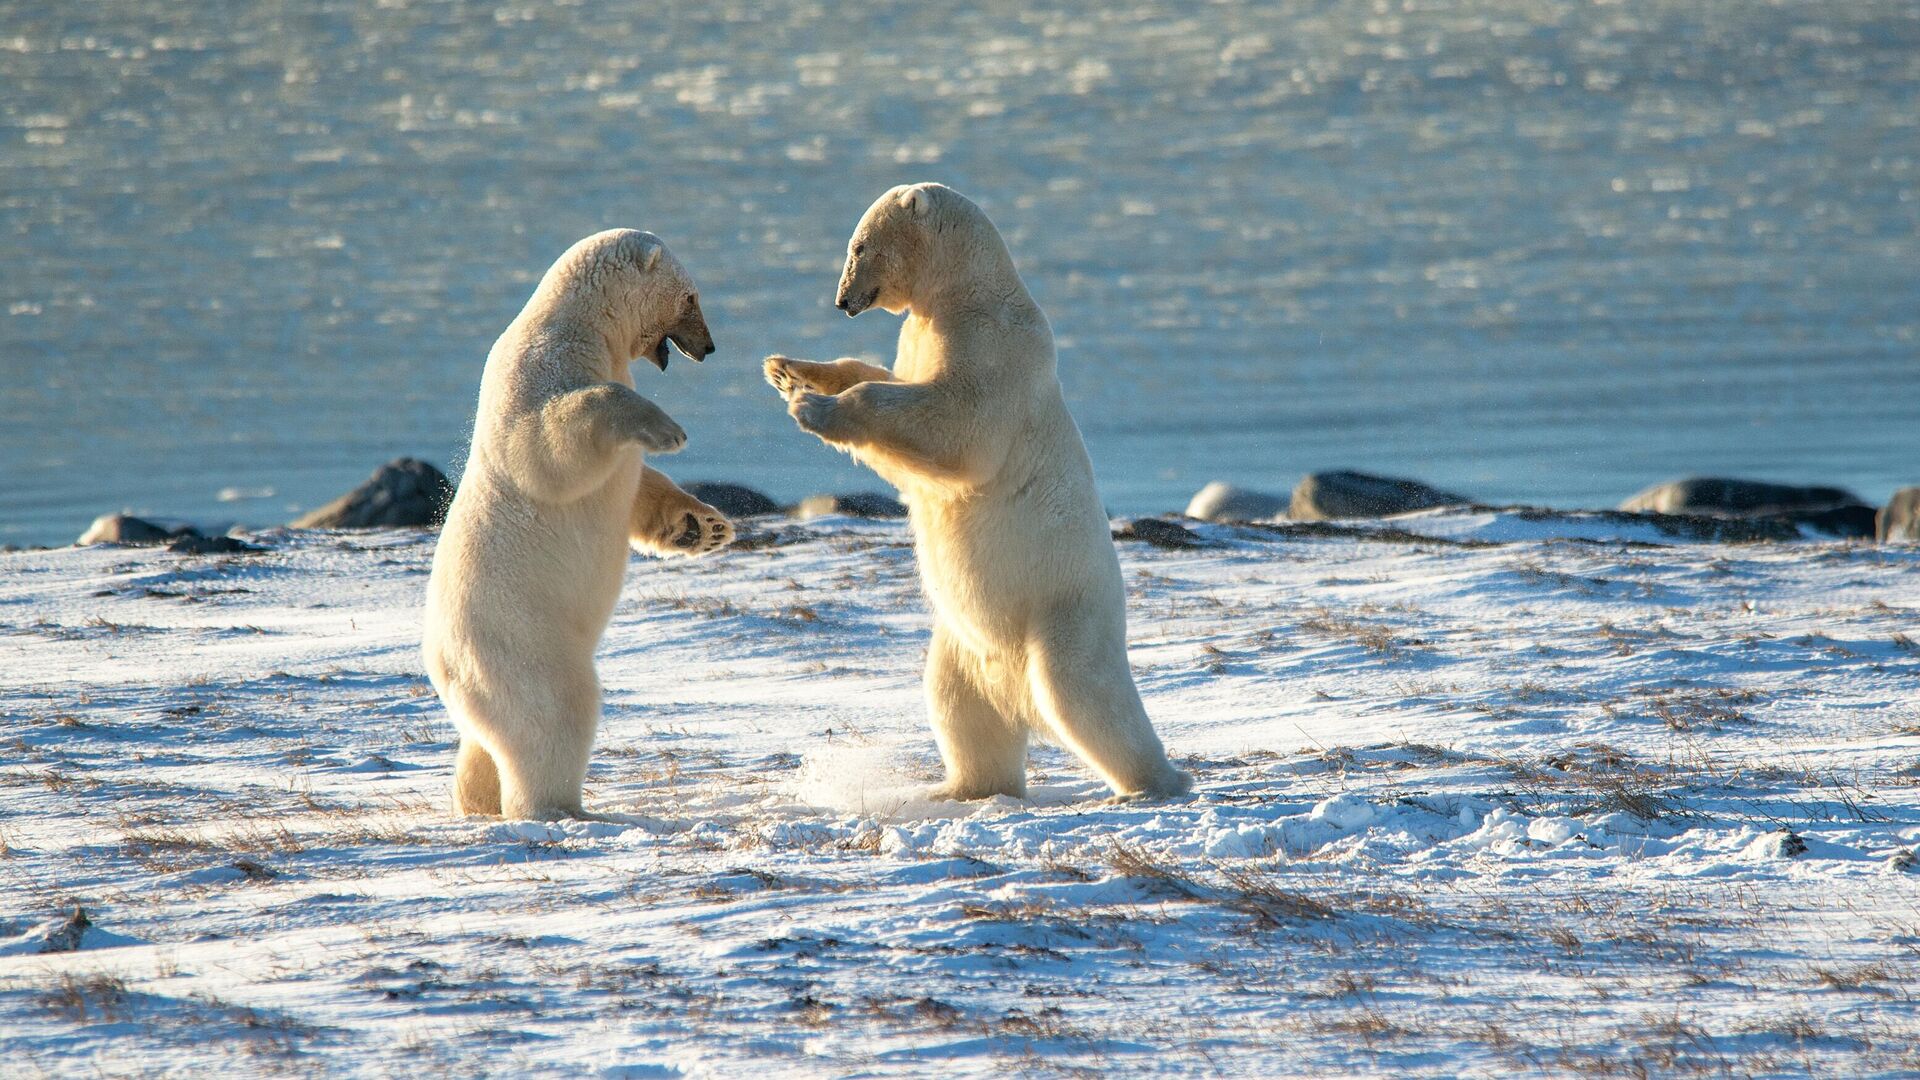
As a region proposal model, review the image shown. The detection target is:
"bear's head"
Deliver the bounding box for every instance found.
[835,183,1006,317]
[548,229,714,371]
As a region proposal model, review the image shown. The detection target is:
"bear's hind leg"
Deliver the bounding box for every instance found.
[485,663,601,821]
[926,625,1028,800]
[454,737,502,816]
[1024,613,1191,799]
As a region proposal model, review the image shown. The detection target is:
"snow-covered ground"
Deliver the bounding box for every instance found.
[3,515,1919,1077]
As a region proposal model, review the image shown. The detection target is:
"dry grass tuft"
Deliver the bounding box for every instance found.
[40,972,128,1021]
[231,857,278,883]
[911,996,964,1028]
[1641,688,1755,731]
[993,1004,1086,1041]
[1314,1007,1405,1047]
[1105,842,1203,898]
[1811,963,1889,992]
[961,899,1056,922]
[1216,864,1337,926]
[789,994,835,1027]
[1511,746,1690,821]
[1298,608,1422,655]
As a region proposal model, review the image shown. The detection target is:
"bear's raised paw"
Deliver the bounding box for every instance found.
[636,413,688,455]
[763,355,812,399]
[647,506,733,558]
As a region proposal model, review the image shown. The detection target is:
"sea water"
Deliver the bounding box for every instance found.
[2,0,1916,545]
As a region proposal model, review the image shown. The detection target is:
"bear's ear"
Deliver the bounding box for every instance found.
[897,187,931,217]
[640,243,662,273]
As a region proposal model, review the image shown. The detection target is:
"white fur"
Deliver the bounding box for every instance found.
[765,184,1190,800]
[424,229,732,821]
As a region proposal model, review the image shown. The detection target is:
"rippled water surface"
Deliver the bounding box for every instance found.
[3,1,1916,544]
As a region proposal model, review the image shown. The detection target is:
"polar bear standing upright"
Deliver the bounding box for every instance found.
[765,184,1189,799]
[424,229,734,821]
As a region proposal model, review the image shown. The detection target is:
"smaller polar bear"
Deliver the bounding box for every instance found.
[424,229,733,821]
[766,183,1190,800]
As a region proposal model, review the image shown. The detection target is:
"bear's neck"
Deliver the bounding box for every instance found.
[913,244,1035,322]
[512,300,630,382]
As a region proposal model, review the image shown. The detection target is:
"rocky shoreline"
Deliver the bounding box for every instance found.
[20,460,1920,552]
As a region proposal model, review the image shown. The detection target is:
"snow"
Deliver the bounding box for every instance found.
[3,519,1919,1076]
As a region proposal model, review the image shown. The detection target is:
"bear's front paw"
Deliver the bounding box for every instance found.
[763,355,811,400]
[636,503,733,558]
[672,504,735,556]
[789,392,844,441]
[636,412,688,455]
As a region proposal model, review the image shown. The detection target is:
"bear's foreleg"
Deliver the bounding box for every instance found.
[506,384,688,502]
[925,625,1029,800]
[764,355,895,399]
[1024,610,1192,799]
[788,382,994,485]
[629,465,734,557]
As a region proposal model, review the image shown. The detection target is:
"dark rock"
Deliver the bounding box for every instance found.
[292,458,454,529]
[1573,509,1799,544]
[168,534,264,555]
[1621,477,1863,515]
[1879,487,1920,543]
[1113,517,1204,549]
[1621,477,1876,539]
[792,492,907,520]
[684,482,784,518]
[1290,471,1468,520]
[1184,482,1286,523]
[1794,503,1879,539]
[76,513,197,546]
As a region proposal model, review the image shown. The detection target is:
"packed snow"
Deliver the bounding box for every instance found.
[3,517,1919,1076]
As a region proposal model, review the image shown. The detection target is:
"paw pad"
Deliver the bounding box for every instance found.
[673,512,702,548]
[668,507,735,556]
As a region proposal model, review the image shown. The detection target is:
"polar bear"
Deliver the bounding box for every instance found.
[765,184,1189,800]
[424,229,734,821]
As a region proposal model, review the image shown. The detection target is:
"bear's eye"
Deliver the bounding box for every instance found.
[853,243,864,257]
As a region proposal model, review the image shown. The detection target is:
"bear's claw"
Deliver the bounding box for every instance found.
[636,414,688,454]
[764,355,802,398]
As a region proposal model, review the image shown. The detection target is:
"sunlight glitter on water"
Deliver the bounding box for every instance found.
[2,1,1916,544]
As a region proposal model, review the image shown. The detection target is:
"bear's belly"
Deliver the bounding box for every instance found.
[427,460,637,655]
[909,486,1118,654]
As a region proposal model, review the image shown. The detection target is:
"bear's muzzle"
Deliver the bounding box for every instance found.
[835,285,879,317]
[654,302,715,371]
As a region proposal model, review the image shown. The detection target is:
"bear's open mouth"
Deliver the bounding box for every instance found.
[666,329,707,364]
[647,337,672,371]
[841,287,880,316]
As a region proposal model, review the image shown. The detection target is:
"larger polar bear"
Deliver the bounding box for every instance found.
[424,229,733,821]
[765,183,1190,799]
